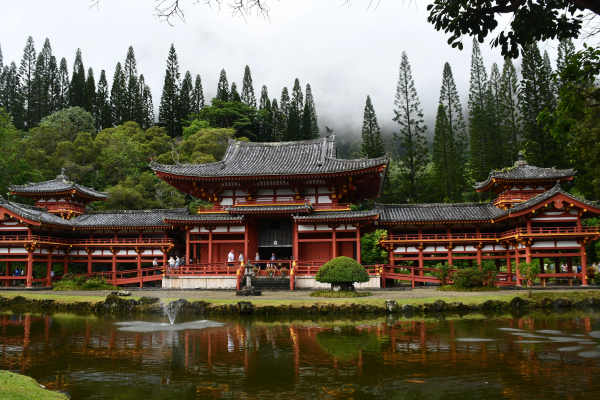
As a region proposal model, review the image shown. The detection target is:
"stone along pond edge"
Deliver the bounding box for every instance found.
[2,293,600,316]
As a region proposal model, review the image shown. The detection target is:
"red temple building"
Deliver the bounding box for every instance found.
[1,136,599,289]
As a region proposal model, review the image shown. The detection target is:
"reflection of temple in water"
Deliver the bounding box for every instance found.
[0,313,598,397]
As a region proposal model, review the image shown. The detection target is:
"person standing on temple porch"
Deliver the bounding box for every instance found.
[228,250,235,267]
[238,252,244,265]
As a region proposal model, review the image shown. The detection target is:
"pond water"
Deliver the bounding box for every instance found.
[1,309,600,399]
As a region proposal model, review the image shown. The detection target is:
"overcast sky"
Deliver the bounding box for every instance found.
[1,0,568,142]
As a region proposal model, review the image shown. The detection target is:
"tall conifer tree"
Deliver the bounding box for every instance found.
[179,71,194,123]
[486,62,505,167]
[124,46,141,123]
[393,52,429,203]
[556,38,576,96]
[240,65,256,108]
[139,74,154,129]
[96,69,111,130]
[271,98,282,141]
[279,87,290,135]
[191,74,205,114]
[304,84,319,138]
[159,44,181,137]
[259,85,269,110]
[83,67,96,117]
[3,62,23,128]
[499,58,521,162]
[432,104,461,201]
[19,36,36,129]
[257,85,274,142]
[360,95,385,158]
[69,48,85,108]
[230,82,241,102]
[285,79,303,141]
[47,55,59,114]
[216,69,229,102]
[57,58,69,110]
[110,62,127,125]
[32,38,54,124]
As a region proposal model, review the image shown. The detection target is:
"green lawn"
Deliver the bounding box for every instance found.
[0,371,68,400]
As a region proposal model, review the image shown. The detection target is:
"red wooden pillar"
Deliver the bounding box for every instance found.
[567,256,573,273]
[136,248,143,288]
[63,257,68,276]
[515,247,522,286]
[5,261,11,287]
[331,228,337,259]
[356,225,361,263]
[418,226,424,276]
[208,229,213,263]
[186,228,191,265]
[446,226,453,266]
[475,225,482,266]
[243,225,248,262]
[525,245,532,264]
[86,248,92,274]
[293,221,299,261]
[26,247,33,288]
[554,257,560,274]
[110,248,117,285]
[580,244,588,285]
[45,249,53,287]
[506,251,512,282]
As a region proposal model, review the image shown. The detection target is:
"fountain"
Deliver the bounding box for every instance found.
[236,262,262,296]
[164,299,187,324]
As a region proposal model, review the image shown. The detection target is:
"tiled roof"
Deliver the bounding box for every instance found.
[0,197,73,227]
[73,208,189,228]
[294,210,379,221]
[162,213,245,223]
[10,173,108,200]
[375,202,506,223]
[151,136,388,178]
[228,204,313,213]
[474,154,574,190]
[508,183,600,214]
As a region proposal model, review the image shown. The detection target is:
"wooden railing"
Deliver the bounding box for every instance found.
[44,203,86,214]
[493,192,537,206]
[196,201,351,212]
[0,235,173,246]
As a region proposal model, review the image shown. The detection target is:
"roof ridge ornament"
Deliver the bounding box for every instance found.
[514,152,528,167]
[56,167,68,180]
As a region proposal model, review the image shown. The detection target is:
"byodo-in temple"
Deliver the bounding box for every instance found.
[1,136,599,289]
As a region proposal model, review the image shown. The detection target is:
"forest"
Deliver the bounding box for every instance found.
[0,35,599,215]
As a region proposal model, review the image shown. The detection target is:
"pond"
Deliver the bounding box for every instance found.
[1,309,600,399]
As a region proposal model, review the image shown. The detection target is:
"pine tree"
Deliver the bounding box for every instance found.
[110,62,127,125]
[139,74,154,129]
[216,69,229,102]
[240,65,257,108]
[257,86,274,142]
[438,62,467,175]
[259,85,269,110]
[47,55,58,114]
[83,67,96,117]
[56,57,70,110]
[0,44,4,109]
[230,82,241,102]
[304,83,319,138]
[285,79,303,141]
[19,36,37,129]
[393,51,429,202]
[432,104,461,201]
[179,71,194,123]
[556,38,576,95]
[360,95,385,158]
[279,87,290,136]
[499,57,521,163]
[486,62,505,168]
[123,46,141,123]
[271,98,283,141]
[32,38,54,124]
[191,74,205,114]
[468,39,492,181]
[96,69,112,130]
[159,44,181,137]
[2,62,24,129]
[69,48,85,108]
[520,43,563,168]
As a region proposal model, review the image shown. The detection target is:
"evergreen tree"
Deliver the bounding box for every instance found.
[69,48,85,108]
[0,43,3,71]
[47,55,58,115]
[393,51,429,203]
[240,65,256,108]
[256,85,272,142]
[230,82,241,102]
[433,104,461,201]
[110,62,127,125]
[179,71,194,123]
[123,46,141,122]
[19,36,37,129]
[96,69,112,130]
[498,57,521,163]
[438,62,467,176]
[191,74,205,114]
[468,39,492,181]
[2,62,24,128]
[259,85,269,110]
[83,67,96,116]
[272,98,283,141]
[486,62,505,168]
[285,79,303,141]
[556,38,576,95]
[139,74,155,129]
[158,44,181,137]
[304,83,319,138]
[56,57,70,110]
[360,95,385,158]
[32,38,53,124]
[520,43,563,168]
[0,44,4,108]
[216,69,229,102]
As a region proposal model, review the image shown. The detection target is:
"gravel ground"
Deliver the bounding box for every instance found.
[15,286,596,301]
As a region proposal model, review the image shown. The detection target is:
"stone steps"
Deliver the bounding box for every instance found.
[243,277,290,291]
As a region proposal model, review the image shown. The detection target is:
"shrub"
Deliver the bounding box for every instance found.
[480,260,498,287]
[433,263,452,286]
[53,274,118,291]
[452,268,485,289]
[310,290,372,298]
[360,229,389,264]
[594,274,600,285]
[315,256,370,286]
[518,262,541,298]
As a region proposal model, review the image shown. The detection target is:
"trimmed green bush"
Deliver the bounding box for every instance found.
[452,268,485,289]
[53,274,119,291]
[315,256,370,284]
[310,290,372,298]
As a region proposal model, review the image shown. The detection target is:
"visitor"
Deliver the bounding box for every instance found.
[238,252,244,264]
[255,252,261,269]
[562,264,568,273]
[577,265,582,273]
[153,258,158,269]
[168,257,175,273]
[180,255,186,266]
[269,253,277,269]
[175,256,180,269]
[227,249,235,266]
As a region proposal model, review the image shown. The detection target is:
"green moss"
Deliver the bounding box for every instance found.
[438,285,501,292]
[309,291,373,298]
[0,371,68,399]
[315,256,370,284]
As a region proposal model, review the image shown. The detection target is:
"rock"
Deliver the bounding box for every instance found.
[40,299,55,308]
[103,294,125,310]
[138,296,161,305]
[235,286,261,296]
[509,297,529,309]
[331,283,355,292]
[117,290,131,297]
[385,300,400,313]
[431,299,446,311]
[123,299,138,310]
[402,304,414,313]
[552,298,570,308]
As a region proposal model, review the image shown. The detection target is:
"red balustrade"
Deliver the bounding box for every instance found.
[493,192,537,206]
[0,235,173,246]
[44,203,86,214]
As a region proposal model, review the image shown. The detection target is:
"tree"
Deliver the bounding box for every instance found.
[360,95,385,158]
[82,67,96,116]
[302,83,319,139]
[159,44,181,137]
[216,69,229,102]
[393,51,429,203]
[486,62,505,168]
[179,70,194,124]
[194,99,258,141]
[139,74,155,129]
[1,62,24,129]
[360,229,388,264]
[32,38,54,124]
[499,57,522,162]
[257,85,274,142]
[230,82,241,102]
[521,43,564,168]
[56,58,70,110]
[240,65,256,108]
[19,36,37,129]
[192,74,205,113]
[315,256,370,291]
[556,38,577,95]
[39,107,96,142]
[468,40,492,182]
[285,79,303,141]
[123,46,141,123]
[69,48,85,108]
[110,62,127,126]
[271,98,282,141]
[427,0,592,59]
[96,70,112,130]
[432,104,461,201]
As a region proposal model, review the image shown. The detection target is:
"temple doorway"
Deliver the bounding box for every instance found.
[257,218,294,260]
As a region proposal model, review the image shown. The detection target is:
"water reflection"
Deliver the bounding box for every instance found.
[0,310,599,399]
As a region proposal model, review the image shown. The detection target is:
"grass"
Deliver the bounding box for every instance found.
[0,371,68,399]
[438,285,501,292]
[309,291,373,298]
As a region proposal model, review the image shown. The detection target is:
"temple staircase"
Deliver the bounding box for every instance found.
[242,276,291,291]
